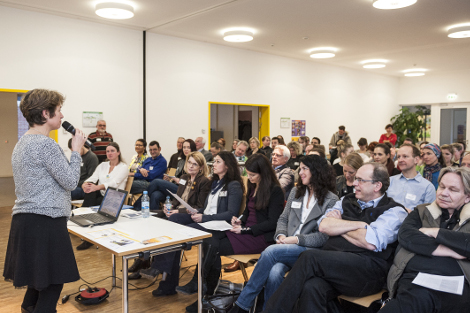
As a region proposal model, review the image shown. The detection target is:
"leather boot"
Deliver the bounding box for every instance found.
[224,260,240,272]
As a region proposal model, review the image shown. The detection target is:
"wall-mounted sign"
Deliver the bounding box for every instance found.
[83,111,103,127]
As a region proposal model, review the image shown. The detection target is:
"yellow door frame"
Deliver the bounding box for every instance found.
[208,101,270,148]
[0,88,58,142]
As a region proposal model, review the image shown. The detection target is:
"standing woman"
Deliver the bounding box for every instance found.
[379,124,397,146]
[128,138,148,173]
[422,143,446,189]
[441,144,459,167]
[3,89,87,313]
[374,143,401,177]
[336,153,364,199]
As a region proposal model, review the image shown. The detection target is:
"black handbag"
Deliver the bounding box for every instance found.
[215,279,244,295]
[202,293,240,313]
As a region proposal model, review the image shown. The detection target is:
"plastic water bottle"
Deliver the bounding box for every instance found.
[164,196,172,215]
[141,191,150,218]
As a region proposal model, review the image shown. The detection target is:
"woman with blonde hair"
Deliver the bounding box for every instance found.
[441,144,459,167]
[286,141,303,170]
[335,153,363,198]
[332,141,354,177]
[246,137,264,157]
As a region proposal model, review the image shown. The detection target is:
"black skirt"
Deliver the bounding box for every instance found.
[3,213,80,290]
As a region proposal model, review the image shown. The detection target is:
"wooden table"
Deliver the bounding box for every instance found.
[68,209,211,313]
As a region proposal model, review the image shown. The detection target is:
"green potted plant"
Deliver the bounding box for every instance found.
[390,106,427,146]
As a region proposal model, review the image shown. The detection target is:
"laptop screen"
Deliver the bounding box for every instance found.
[99,187,127,217]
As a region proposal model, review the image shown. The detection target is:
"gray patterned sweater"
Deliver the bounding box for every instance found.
[11,134,81,218]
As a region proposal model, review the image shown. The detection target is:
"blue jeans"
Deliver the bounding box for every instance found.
[235,244,307,311]
[145,179,178,211]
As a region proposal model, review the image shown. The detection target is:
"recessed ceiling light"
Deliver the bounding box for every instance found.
[223,30,254,42]
[448,24,470,38]
[403,68,427,77]
[373,0,417,10]
[95,2,134,19]
[361,59,387,69]
[309,48,337,59]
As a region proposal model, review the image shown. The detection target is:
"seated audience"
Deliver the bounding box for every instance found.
[422,143,445,190]
[356,137,370,161]
[128,139,148,174]
[286,141,302,170]
[260,136,273,159]
[305,144,314,155]
[461,153,470,168]
[68,139,98,200]
[168,137,185,169]
[209,141,222,158]
[146,139,197,210]
[332,141,354,177]
[416,141,430,175]
[336,152,363,198]
[452,142,464,165]
[329,125,351,149]
[88,119,113,163]
[382,167,470,313]
[229,155,338,313]
[311,137,321,146]
[298,136,309,155]
[217,137,226,151]
[277,135,286,146]
[271,145,294,198]
[379,123,397,146]
[233,140,249,162]
[367,141,379,158]
[78,142,128,250]
[231,139,240,152]
[184,154,284,312]
[263,163,408,312]
[195,136,213,162]
[127,152,211,296]
[129,141,167,195]
[441,144,459,167]
[388,144,436,212]
[246,137,264,157]
[403,137,413,145]
[271,137,280,150]
[374,143,401,177]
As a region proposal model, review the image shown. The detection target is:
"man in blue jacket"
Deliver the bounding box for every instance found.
[130,140,167,194]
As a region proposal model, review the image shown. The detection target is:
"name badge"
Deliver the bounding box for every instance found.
[405,193,416,201]
[294,162,299,166]
[179,179,187,185]
[353,188,355,193]
[80,162,84,167]
[149,166,154,170]
[96,138,101,142]
[219,191,227,197]
[292,201,301,209]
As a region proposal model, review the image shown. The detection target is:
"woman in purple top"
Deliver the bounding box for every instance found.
[184,153,284,312]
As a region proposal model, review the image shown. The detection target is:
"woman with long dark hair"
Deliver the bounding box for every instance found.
[128,138,148,173]
[374,143,400,177]
[229,155,338,313]
[183,153,284,312]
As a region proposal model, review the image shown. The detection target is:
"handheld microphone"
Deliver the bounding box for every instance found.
[62,121,96,150]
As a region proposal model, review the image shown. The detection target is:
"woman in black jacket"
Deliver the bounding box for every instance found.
[183,153,284,312]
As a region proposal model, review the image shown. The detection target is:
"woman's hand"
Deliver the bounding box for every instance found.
[163,174,171,182]
[191,213,203,223]
[278,236,299,244]
[82,182,94,193]
[172,177,180,184]
[231,216,242,226]
[276,235,286,244]
[230,225,242,234]
[165,209,178,218]
[71,128,87,152]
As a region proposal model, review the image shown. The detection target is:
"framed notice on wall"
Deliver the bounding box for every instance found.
[82,111,103,128]
[280,117,290,128]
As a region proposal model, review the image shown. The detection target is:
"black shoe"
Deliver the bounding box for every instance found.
[140,268,160,280]
[186,300,198,313]
[176,279,198,295]
[228,303,249,313]
[128,258,150,272]
[128,271,142,280]
[76,241,93,250]
[21,306,35,313]
[151,288,176,297]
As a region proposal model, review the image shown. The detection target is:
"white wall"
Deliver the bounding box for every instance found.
[146,33,400,160]
[0,6,143,163]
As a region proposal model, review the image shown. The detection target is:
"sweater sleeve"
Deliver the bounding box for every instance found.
[41,140,80,191]
[398,209,439,256]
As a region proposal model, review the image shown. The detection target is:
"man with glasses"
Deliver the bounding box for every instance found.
[88,119,113,163]
[263,163,408,313]
[130,141,167,194]
[272,145,294,199]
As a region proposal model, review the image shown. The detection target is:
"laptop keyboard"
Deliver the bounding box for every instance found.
[75,213,111,223]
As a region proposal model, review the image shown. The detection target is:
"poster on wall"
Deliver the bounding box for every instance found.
[83,111,103,128]
[291,120,306,140]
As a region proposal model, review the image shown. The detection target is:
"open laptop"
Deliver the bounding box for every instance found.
[70,187,128,227]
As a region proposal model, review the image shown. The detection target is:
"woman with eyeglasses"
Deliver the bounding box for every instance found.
[229,155,338,313]
[183,153,284,312]
[128,139,148,174]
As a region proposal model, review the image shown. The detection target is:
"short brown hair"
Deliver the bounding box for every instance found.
[399,143,420,157]
[20,89,65,127]
[344,152,364,171]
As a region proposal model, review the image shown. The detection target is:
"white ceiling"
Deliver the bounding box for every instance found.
[2,0,470,77]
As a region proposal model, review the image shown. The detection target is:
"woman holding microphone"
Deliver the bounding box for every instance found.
[3,89,87,313]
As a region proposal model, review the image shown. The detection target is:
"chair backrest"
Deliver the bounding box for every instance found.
[124,176,134,204]
[166,168,177,176]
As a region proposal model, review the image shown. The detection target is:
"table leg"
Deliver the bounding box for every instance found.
[122,257,129,313]
[112,254,116,287]
[198,243,203,313]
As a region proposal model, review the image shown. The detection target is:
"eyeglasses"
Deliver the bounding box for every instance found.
[97,124,106,127]
[187,161,199,168]
[354,177,376,184]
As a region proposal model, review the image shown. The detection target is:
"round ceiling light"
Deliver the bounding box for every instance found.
[373,0,417,10]
[223,30,254,42]
[362,60,387,69]
[95,2,134,19]
[448,24,470,39]
[403,68,427,77]
[309,48,337,59]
